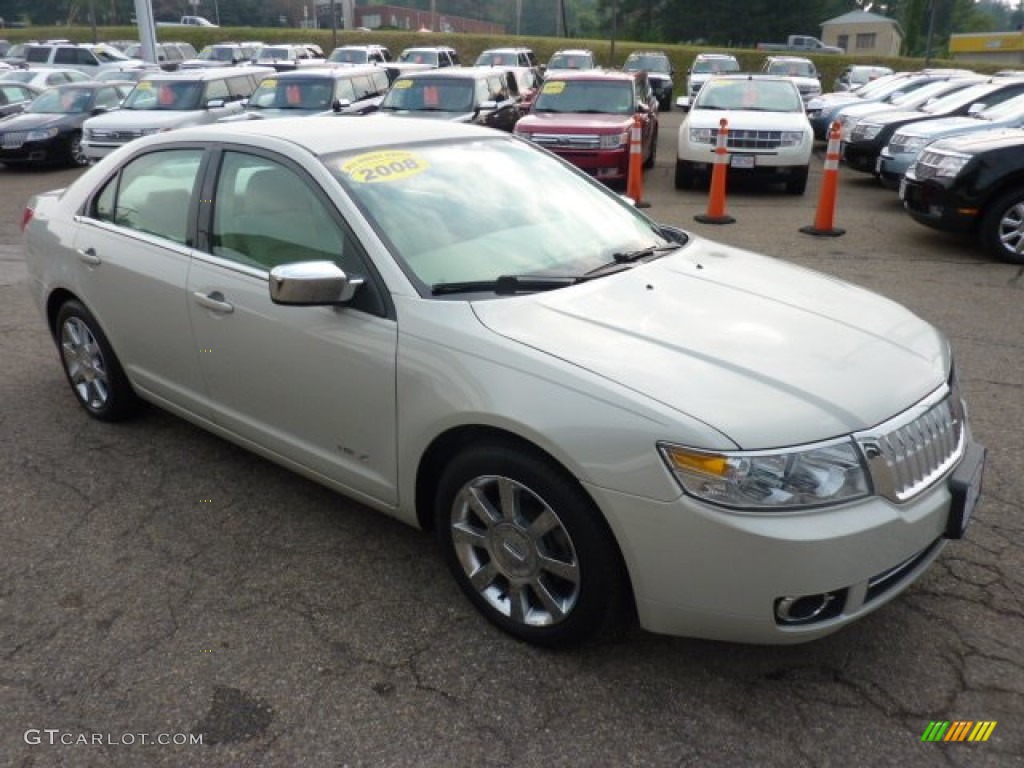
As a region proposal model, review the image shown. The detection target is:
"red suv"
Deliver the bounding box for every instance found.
[513,69,658,182]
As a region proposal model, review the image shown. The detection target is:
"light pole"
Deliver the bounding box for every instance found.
[924,0,937,65]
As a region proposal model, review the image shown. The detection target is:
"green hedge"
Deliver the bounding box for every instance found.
[4,26,1003,89]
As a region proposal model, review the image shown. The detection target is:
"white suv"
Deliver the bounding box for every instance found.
[675,74,813,194]
[761,56,822,103]
[23,43,143,76]
[82,67,271,161]
[686,53,739,104]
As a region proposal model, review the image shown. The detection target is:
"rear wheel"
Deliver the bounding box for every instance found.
[434,440,631,648]
[55,300,140,421]
[980,189,1024,264]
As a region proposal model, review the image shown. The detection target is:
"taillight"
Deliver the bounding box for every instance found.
[21,205,35,233]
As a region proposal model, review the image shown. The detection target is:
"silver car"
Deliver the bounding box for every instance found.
[22,118,985,648]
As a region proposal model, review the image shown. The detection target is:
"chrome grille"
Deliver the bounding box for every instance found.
[88,129,143,142]
[909,149,947,181]
[710,129,784,150]
[529,133,600,150]
[856,384,965,503]
[888,133,915,151]
[1,131,27,149]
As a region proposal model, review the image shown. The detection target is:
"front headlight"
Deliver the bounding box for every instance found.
[689,127,714,144]
[140,127,169,136]
[26,127,59,142]
[599,131,628,150]
[890,134,930,153]
[658,440,870,511]
[917,149,972,179]
[778,131,806,147]
[855,122,883,141]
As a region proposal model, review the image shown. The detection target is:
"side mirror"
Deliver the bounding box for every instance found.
[90,106,108,116]
[332,98,352,112]
[480,99,498,110]
[269,261,363,306]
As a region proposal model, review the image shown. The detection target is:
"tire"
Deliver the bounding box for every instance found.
[674,159,695,190]
[66,132,88,168]
[55,300,140,421]
[786,166,809,195]
[980,188,1024,264]
[434,440,631,648]
[643,127,658,170]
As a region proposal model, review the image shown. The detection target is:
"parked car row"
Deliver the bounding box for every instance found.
[803,66,1024,264]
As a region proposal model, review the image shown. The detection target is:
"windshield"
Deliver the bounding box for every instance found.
[696,78,803,112]
[532,79,634,114]
[625,54,673,73]
[379,77,475,112]
[258,47,292,61]
[122,80,203,110]
[548,53,593,70]
[765,60,816,77]
[921,82,1006,114]
[248,77,334,109]
[94,47,130,63]
[327,138,668,291]
[977,91,1024,120]
[888,79,974,107]
[691,57,738,75]
[399,50,438,65]
[475,51,519,66]
[30,87,92,114]
[0,70,35,83]
[329,48,368,64]
[197,46,235,62]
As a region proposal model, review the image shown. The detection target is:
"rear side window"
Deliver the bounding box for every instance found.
[92,149,204,245]
[26,46,51,63]
[226,76,252,100]
[335,77,356,103]
[204,79,230,102]
[370,70,389,94]
[54,48,76,64]
[350,75,374,100]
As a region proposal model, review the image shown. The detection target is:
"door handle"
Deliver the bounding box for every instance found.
[192,290,234,314]
[76,247,101,266]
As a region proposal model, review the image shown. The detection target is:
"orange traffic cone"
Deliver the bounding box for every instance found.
[800,120,845,237]
[626,114,650,208]
[695,117,735,225]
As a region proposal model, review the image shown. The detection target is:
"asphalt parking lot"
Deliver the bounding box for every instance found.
[2,110,1022,768]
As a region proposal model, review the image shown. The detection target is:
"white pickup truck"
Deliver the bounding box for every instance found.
[756,35,843,54]
[156,15,218,27]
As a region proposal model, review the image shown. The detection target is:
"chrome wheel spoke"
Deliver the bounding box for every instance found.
[537,553,579,584]
[526,508,560,540]
[530,578,568,622]
[468,560,499,591]
[462,485,501,526]
[496,477,519,522]
[507,583,528,624]
[451,520,488,548]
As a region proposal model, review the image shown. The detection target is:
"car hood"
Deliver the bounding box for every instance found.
[376,109,476,122]
[220,107,321,121]
[517,113,634,132]
[471,242,947,449]
[86,110,200,130]
[686,109,808,131]
[929,127,1024,156]
[0,112,79,131]
[899,115,981,138]
[860,109,935,127]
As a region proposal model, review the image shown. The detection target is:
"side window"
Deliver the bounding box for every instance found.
[92,176,117,222]
[351,75,373,100]
[211,152,355,274]
[108,150,203,244]
[226,76,251,100]
[370,70,389,95]
[204,79,230,102]
[54,48,76,64]
[26,46,51,63]
[95,87,122,109]
[77,49,99,66]
[335,77,356,103]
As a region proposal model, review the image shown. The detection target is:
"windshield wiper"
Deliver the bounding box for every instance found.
[610,244,682,264]
[432,274,582,296]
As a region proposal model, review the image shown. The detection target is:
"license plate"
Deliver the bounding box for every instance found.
[898,178,907,201]
[946,443,986,539]
[730,154,755,169]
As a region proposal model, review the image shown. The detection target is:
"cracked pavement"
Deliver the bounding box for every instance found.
[1,110,1021,767]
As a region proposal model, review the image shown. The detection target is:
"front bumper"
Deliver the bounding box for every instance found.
[842,138,885,174]
[876,146,914,189]
[528,143,631,181]
[81,140,120,160]
[587,440,982,643]
[0,138,63,165]
[900,174,980,234]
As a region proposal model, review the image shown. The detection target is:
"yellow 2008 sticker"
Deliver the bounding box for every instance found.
[341,151,429,183]
[541,81,566,94]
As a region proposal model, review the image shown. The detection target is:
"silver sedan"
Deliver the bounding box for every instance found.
[21,117,985,647]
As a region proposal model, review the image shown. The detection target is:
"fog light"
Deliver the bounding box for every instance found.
[774,591,844,625]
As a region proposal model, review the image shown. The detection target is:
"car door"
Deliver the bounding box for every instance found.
[186,148,399,504]
[71,147,210,415]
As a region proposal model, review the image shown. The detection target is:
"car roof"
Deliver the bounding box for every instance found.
[394,66,507,80]
[261,65,386,80]
[147,115,500,156]
[552,49,593,55]
[765,55,814,63]
[694,52,737,59]
[141,66,271,81]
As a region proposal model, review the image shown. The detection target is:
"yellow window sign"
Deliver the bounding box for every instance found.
[263,79,277,88]
[542,81,566,94]
[393,79,413,89]
[341,151,429,183]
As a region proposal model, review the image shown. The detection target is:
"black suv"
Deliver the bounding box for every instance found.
[901,128,1024,264]
[623,50,674,110]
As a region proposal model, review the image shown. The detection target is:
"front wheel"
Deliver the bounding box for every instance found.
[55,300,140,421]
[674,159,695,190]
[66,132,89,168]
[434,441,631,648]
[980,189,1024,264]
[785,166,809,195]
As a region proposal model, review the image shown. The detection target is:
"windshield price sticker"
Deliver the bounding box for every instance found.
[341,151,429,183]
[263,79,277,88]
[541,81,566,94]
[393,80,413,89]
